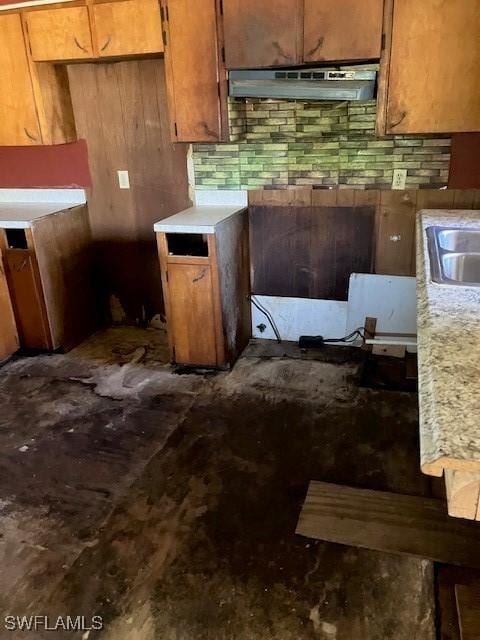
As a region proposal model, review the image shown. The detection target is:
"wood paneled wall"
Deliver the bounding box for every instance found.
[249,188,480,278]
[449,134,480,189]
[68,59,190,323]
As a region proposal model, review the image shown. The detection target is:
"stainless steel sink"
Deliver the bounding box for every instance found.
[437,228,480,253]
[426,226,480,286]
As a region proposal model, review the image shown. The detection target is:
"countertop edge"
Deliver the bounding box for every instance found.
[416,208,480,476]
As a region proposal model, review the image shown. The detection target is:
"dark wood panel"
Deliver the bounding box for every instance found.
[250,205,374,300]
[449,134,480,189]
[455,584,480,640]
[68,60,190,323]
[223,0,301,69]
[304,0,383,63]
[296,481,480,569]
[436,566,480,640]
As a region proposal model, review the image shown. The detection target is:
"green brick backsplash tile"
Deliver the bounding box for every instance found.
[193,97,451,190]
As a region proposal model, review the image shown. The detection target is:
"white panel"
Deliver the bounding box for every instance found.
[346,273,416,335]
[251,295,347,342]
[195,189,248,207]
[0,189,86,204]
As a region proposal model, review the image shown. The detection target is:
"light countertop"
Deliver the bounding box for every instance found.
[0,203,85,229]
[417,208,480,476]
[153,206,246,234]
[0,189,86,229]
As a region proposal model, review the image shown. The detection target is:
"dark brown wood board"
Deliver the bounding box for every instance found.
[68,60,190,322]
[296,481,480,569]
[249,205,374,300]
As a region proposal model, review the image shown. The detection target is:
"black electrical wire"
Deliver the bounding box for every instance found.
[250,295,282,343]
[323,326,375,344]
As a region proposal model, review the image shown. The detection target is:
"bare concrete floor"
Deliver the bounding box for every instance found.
[0,328,436,639]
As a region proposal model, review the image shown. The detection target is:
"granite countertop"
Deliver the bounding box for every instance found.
[0,189,86,229]
[417,208,480,476]
[153,205,246,234]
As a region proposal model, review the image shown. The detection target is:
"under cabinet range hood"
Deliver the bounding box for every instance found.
[229,68,376,101]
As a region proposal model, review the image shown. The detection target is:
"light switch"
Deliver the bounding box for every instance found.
[117,170,130,189]
[392,169,407,190]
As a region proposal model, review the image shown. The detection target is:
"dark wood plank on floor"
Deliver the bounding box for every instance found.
[296,481,480,568]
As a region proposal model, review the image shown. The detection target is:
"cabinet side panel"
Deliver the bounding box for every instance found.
[30,205,97,351]
[215,210,251,365]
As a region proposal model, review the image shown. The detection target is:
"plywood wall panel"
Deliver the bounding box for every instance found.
[68,60,190,322]
[250,204,374,301]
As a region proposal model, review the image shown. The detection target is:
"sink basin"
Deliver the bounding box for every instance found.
[441,253,480,284]
[437,229,480,253]
[426,226,480,286]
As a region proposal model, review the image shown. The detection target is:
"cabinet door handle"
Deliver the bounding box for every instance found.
[74,37,89,53]
[305,36,324,59]
[24,128,38,142]
[389,111,407,130]
[192,268,207,283]
[101,35,112,51]
[200,121,218,140]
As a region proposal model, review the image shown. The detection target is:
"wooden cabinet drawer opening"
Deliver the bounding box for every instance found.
[166,233,210,257]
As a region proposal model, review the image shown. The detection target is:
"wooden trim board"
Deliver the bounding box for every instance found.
[296,481,480,568]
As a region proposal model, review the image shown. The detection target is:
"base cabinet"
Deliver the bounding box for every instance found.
[0,204,97,355]
[156,209,250,368]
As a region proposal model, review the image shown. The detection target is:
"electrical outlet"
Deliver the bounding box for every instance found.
[117,170,130,189]
[392,168,407,190]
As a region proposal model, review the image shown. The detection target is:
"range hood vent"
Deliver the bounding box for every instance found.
[229,68,376,101]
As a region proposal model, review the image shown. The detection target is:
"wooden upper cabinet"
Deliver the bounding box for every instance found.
[162,0,225,142]
[26,6,93,62]
[0,14,42,145]
[92,0,164,58]
[303,0,384,63]
[223,0,301,68]
[384,0,480,134]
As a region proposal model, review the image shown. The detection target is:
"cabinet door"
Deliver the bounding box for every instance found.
[26,7,93,61]
[304,0,383,63]
[167,262,218,366]
[0,14,42,145]
[0,254,19,360]
[4,249,52,350]
[385,0,480,134]
[92,0,164,57]
[223,0,301,68]
[162,0,223,142]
